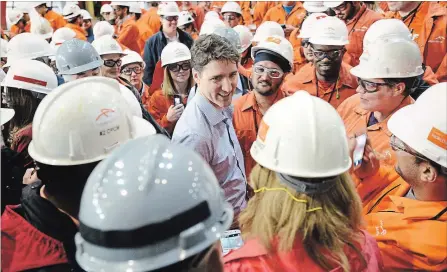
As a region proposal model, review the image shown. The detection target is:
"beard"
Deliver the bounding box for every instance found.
[254,79,281,97]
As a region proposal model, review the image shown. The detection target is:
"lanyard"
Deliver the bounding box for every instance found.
[348,6,366,35]
[402,3,422,34]
[315,77,340,104]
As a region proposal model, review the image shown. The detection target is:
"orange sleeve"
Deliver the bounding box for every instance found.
[10,25,19,36]
[141,85,151,110]
[148,15,162,35]
[148,91,175,133]
[117,23,141,53]
[56,15,67,30]
[434,53,447,82]
[423,65,440,85]
[262,7,275,23]
[355,166,401,206]
[193,6,205,32]
[238,64,252,78]
[239,1,252,25]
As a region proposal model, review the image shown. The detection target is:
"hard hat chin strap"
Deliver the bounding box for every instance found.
[276,172,338,195]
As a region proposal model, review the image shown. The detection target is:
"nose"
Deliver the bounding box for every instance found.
[221,77,233,93]
[356,84,366,94]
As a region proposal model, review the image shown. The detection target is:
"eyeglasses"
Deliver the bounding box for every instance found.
[122,66,142,75]
[332,2,348,12]
[301,39,310,47]
[163,16,179,22]
[253,65,284,79]
[311,48,343,60]
[103,59,122,67]
[223,14,237,21]
[357,77,391,93]
[167,62,191,72]
[390,135,429,162]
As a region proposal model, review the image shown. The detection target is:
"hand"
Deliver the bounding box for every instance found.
[349,136,380,179]
[166,104,184,122]
[23,168,40,185]
[284,25,296,36]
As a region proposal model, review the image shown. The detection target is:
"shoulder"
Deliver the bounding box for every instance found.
[233,93,252,110]
[363,8,384,22]
[337,93,361,117]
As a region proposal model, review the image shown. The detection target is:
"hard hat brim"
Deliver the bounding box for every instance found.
[0,108,15,126]
[132,116,156,138]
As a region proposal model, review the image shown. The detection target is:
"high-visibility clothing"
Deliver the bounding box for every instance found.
[44,10,66,31]
[239,1,252,26]
[288,28,308,73]
[253,2,277,27]
[423,65,441,85]
[148,89,188,135]
[386,2,447,82]
[364,177,447,271]
[135,16,155,55]
[224,230,383,271]
[65,23,87,41]
[9,25,26,38]
[141,83,151,110]
[344,4,383,67]
[233,90,285,178]
[262,3,306,28]
[139,7,162,36]
[282,62,357,108]
[190,31,199,40]
[117,17,141,54]
[337,94,414,185]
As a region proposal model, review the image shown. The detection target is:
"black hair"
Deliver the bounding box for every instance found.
[134,13,141,20]
[383,76,418,97]
[415,157,447,177]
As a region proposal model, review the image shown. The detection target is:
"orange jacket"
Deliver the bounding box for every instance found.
[117,17,141,54]
[363,177,447,271]
[135,17,154,55]
[262,3,306,28]
[239,1,252,26]
[233,90,285,178]
[9,25,26,37]
[252,2,277,27]
[139,7,162,37]
[190,31,199,40]
[44,10,66,31]
[344,4,383,67]
[386,2,447,82]
[337,94,414,185]
[65,23,87,41]
[288,28,308,73]
[148,89,187,135]
[282,62,358,108]
[224,230,383,271]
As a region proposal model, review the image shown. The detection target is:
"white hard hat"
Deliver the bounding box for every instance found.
[351,37,423,79]
[30,16,53,40]
[4,33,53,68]
[204,11,220,21]
[62,3,81,20]
[0,107,15,126]
[2,59,57,95]
[323,1,344,8]
[31,2,47,8]
[303,1,328,13]
[177,11,195,27]
[161,42,191,67]
[50,27,76,50]
[28,77,156,166]
[298,13,328,39]
[128,2,141,13]
[75,134,233,272]
[253,21,285,43]
[212,26,242,52]
[157,2,180,16]
[251,35,294,72]
[79,9,92,20]
[56,39,103,75]
[121,49,145,68]
[110,1,131,7]
[118,83,144,118]
[0,39,8,58]
[233,25,253,53]
[363,19,413,49]
[221,1,242,15]
[199,18,226,36]
[8,9,24,25]
[388,83,447,168]
[309,16,349,45]
[92,35,126,56]
[93,21,115,38]
[100,4,113,14]
[251,91,352,177]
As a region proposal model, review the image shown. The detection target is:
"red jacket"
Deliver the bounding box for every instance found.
[224,230,383,271]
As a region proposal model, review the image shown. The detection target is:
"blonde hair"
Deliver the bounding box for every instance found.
[161,67,194,98]
[239,164,366,271]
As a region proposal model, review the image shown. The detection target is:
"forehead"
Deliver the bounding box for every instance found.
[201,60,237,76]
[102,53,123,60]
[311,44,344,51]
[124,62,142,68]
[223,12,238,16]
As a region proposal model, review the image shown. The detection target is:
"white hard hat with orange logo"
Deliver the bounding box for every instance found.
[251,35,294,72]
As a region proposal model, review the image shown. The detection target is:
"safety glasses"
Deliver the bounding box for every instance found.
[163,16,179,22]
[390,135,429,162]
[357,77,391,93]
[223,14,237,21]
[121,66,142,75]
[301,38,310,47]
[103,59,122,68]
[311,48,343,61]
[167,62,191,72]
[253,65,284,79]
[332,2,349,12]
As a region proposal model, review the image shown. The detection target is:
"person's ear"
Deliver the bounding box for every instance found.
[192,68,201,85]
[419,162,438,183]
[393,82,406,96]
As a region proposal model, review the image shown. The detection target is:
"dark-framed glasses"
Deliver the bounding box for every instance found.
[103,59,122,67]
[167,62,191,72]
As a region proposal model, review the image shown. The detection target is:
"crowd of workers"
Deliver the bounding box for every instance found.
[0,1,446,271]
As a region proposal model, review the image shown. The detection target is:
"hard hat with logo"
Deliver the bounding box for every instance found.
[30,16,53,40]
[56,39,103,75]
[0,107,15,126]
[251,91,352,177]
[161,42,191,67]
[92,35,126,56]
[128,2,141,13]
[100,4,113,14]
[212,26,242,53]
[350,37,423,79]
[388,82,447,168]
[363,19,413,49]
[157,2,180,16]
[28,77,156,166]
[4,33,53,67]
[199,18,226,36]
[299,13,328,39]
[233,25,253,53]
[323,1,344,8]
[75,134,233,272]
[221,1,242,15]
[93,21,115,38]
[8,9,24,25]
[79,9,92,20]
[177,11,195,27]
[253,21,285,43]
[121,49,145,68]
[63,3,81,20]
[2,59,57,95]
[251,35,294,73]
[309,16,349,45]
[303,1,327,13]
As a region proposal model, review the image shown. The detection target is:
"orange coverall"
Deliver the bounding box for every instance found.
[252,2,277,27]
[117,17,141,54]
[135,16,154,55]
[139,6,162,36]
[148,89,187,135]
[44,9,66,31]
[288,28,308,73]
[65,23,87,41]
[262,2,306,28]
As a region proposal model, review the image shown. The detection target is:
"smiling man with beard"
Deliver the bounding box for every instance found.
[233,35,293,183]
[283,16,358,109]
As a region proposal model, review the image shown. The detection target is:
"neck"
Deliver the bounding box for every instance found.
[316,70,339,83]
[164,29,177,38]
[412,181,447,201]
[135,81,142,91]
[40,185,80,227]
[373,97,405,122]
[174,80,189,95]
[347,3,361,21]
[398,2,421,18]
[254,90,278,114]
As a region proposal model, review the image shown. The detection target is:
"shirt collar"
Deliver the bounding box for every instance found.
[297,62,357,89]
[389,195,447,220]
[195,92,227,126]
[241,89,285,112]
